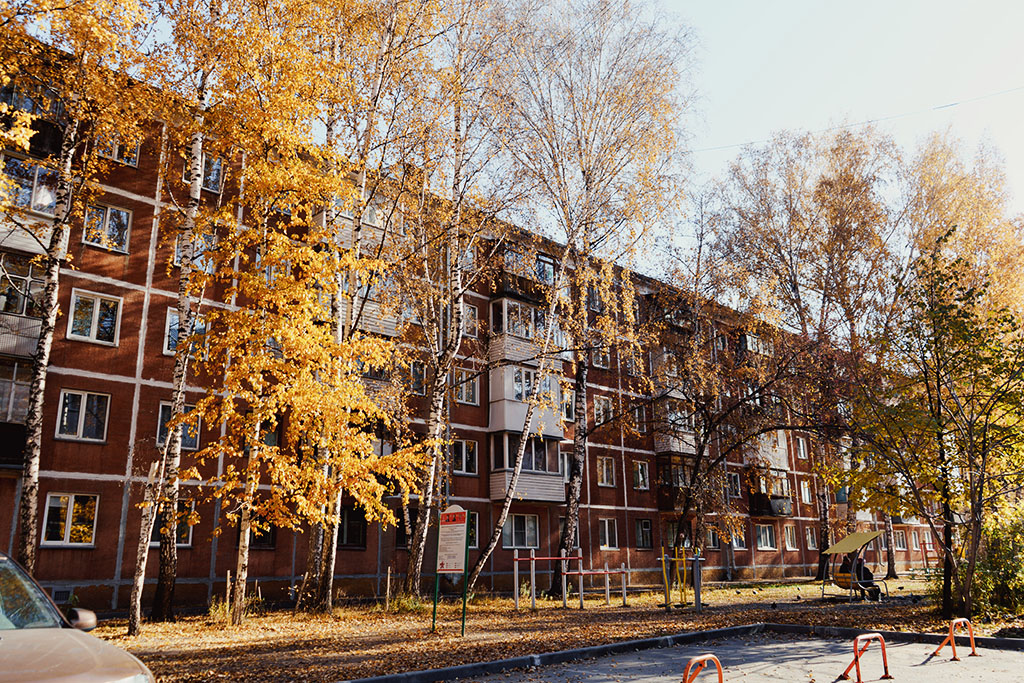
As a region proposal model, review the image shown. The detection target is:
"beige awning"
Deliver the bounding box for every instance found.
[822,531,883,555]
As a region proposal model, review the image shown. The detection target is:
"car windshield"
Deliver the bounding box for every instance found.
[0,556,63,629]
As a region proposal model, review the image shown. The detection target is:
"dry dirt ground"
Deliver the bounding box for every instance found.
[94,579,1023,682]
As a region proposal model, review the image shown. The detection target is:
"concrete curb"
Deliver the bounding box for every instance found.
[340,621,1024,683]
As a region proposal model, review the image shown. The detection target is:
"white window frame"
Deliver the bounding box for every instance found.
[463,302,478,338]
[502,513,539,549]
[795,435,809,460]
[633,405,648,433]
[632,460,649,490]
[598,518,618,549]
[731,528,747,550]
[454,368,479,405]
[912,530,920,550]
[727,472,742,499]
[163,307,207,357]
[1,153,57,216]
[97,136,139,166]
[83,203,132,253]
[594,395,613,426]
[893,529,908,551]
[55,389,110,442]
[805,526,818,550]
[157,401,201,451]
[451,439,478,475]
[173,233,217,275]
[635,518,653,549]
[182,152,224,194]
[41,493,98,546]
[66,289,122,346]
[410,361,426,396]
[755,523,777,550]
[706,527,720,549]
[784,525,798,550]
[592,347,610,369]
[800,479,812,504]
[597,455,615,487]
[149,499,195,547]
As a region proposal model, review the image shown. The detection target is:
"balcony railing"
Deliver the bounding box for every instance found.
[0,313,42,358]
[489,470,565,503]
[749,492,792,517]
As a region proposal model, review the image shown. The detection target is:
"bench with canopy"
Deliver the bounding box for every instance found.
[820,531,889,602]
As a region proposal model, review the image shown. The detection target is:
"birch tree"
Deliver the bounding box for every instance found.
[2,1,149,575]
[466,0,690,592]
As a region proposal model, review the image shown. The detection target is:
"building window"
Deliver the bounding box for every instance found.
[561,383,575,421]
[454,368,478,405]
[592,347,610,369]
[893,530,908,551]
[505,300,536,339]
[594,395,613,426]
[502,513,539,549]
[56,389,109,442]
[727,472,742,499]
[632,461,649,490]
[464,510,478,549]
[535,254,555,284]
[183,153,224,193]
[706,527,720,549]
[635,519,652,549]
[800,480,812,504]
[83,204,131,253]
[755,524,777,550]
[451,439,477,475]
[513,367,536,401]
[912,530,920,550]
[157,402,201,451]
[249,521,276,549]
[97,137,139,166]
[338,506,367,548]
[149,500,194,546]
[463,303,478,338]
[597,455,615,487]
[784,525,798,550]
[667,400,694,431]
[173,233,217,275]
[42,493,97,546]
[795,435,809,460]
[67,290,121,345]
[805,527,818,550]
[409,361,426,396]
[164,308,207,356]
[731,528,747,550]
[0,253,44,319]
[632,405,648,433]
[511,435,548,472]
[560,451,572,483]
[2,155,57,215]
[598,518,618,549]
[0,358,30,423]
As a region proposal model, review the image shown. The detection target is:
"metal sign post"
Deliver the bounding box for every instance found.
[431,504,470,635]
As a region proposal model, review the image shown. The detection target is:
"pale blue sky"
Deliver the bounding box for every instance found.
[662,0,1024,211]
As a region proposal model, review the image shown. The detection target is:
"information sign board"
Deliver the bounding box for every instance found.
[436,505,467,574]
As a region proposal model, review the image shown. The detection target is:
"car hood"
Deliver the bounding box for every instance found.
[0,628,151,682]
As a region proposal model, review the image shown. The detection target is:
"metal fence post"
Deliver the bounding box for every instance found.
[560,548,567,609]
[621,563,627,606]
[513,549,519,610]
[604,562,610,605]
[577,547,584,609]
[530,549,536,610]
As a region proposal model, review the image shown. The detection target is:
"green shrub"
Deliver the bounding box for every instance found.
[973,505,1024,616]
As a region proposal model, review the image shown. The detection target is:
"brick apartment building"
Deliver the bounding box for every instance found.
[0,116,937,611]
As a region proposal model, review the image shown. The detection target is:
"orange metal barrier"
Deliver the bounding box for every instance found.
[682,654,723,683]
[839,633,893,683]
[933,618,980,661]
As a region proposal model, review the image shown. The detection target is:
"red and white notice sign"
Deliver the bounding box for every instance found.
[436,505,468,574]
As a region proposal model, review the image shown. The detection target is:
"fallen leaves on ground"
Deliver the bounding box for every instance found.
[94,579,1021,682]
